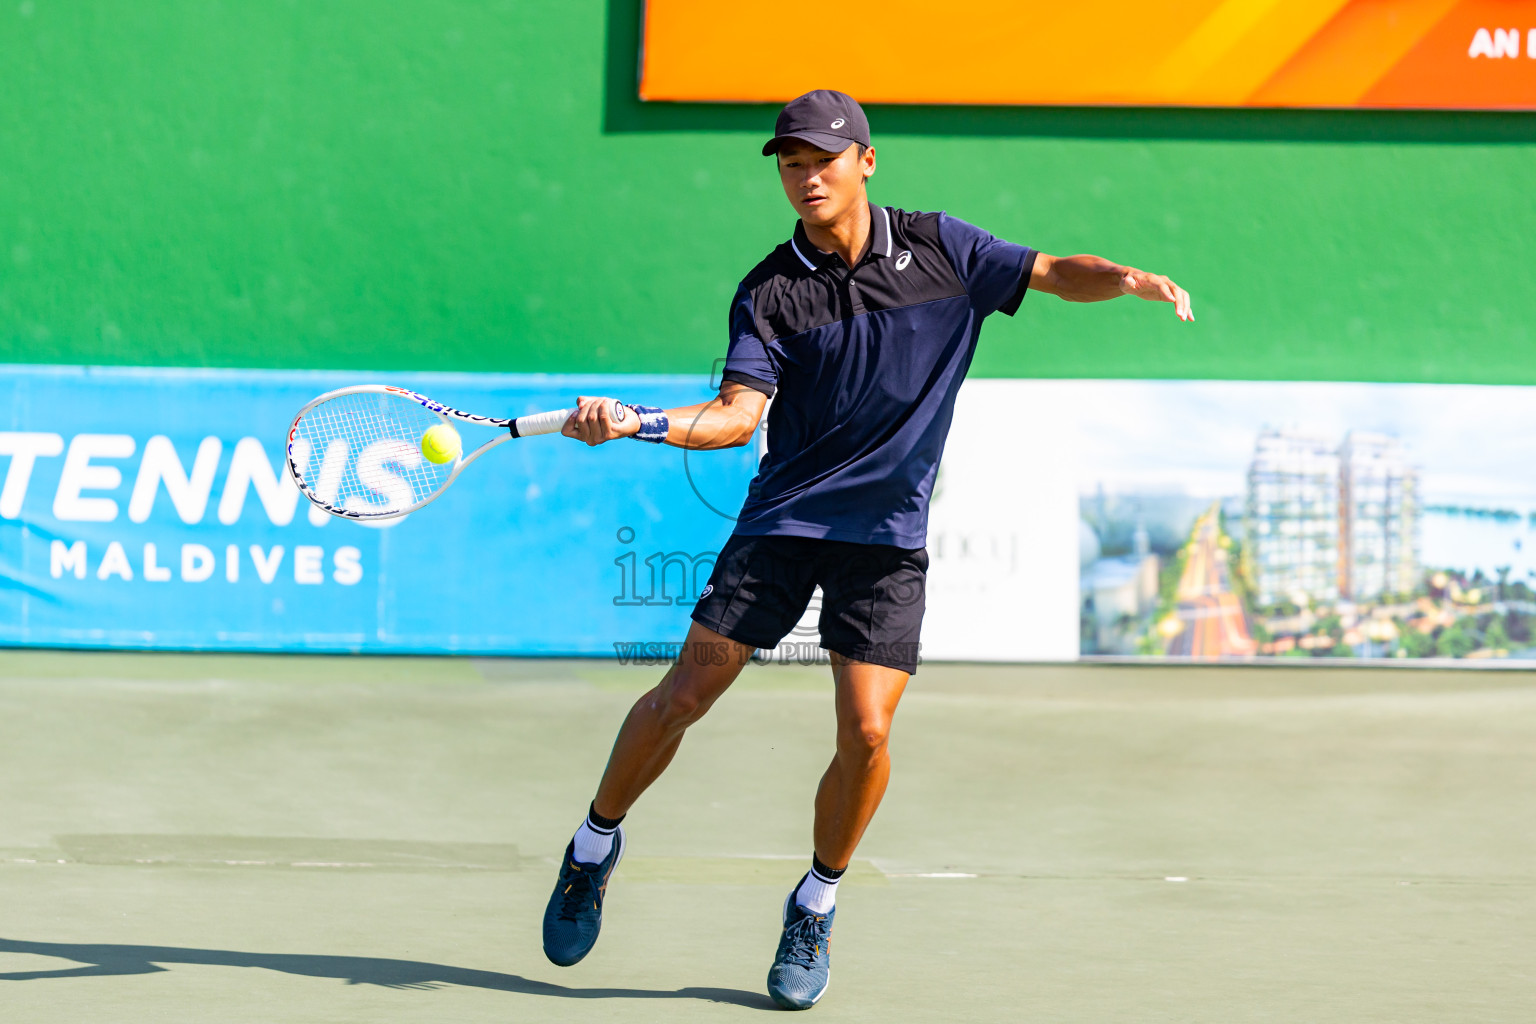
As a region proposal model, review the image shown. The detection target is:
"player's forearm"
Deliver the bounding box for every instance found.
[564,385,765,447]
[663,387,764,450]
[1035,253,1128,302]
[1032,252,1193,320]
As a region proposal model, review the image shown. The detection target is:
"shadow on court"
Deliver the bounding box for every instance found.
[0,937,775,1009]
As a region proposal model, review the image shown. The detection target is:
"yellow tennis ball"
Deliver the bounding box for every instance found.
[420,423,462,464]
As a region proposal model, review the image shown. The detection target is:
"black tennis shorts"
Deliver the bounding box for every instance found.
[690,533,928,674]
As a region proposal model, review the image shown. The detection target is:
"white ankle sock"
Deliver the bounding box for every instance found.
[795,862,842,914]
[572,807,621,864]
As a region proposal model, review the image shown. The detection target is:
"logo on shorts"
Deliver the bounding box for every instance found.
[830,118,846,129]
[895,250,912,271]
[699,584,714,600]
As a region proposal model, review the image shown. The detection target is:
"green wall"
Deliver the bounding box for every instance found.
[3,1,1533,382]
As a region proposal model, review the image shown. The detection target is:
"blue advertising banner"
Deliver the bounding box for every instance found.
[0,366,757,653]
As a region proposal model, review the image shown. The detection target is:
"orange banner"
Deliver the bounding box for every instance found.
[639,0,1536,109]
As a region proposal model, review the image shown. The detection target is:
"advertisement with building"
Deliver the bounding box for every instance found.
[1078,379,1536,662]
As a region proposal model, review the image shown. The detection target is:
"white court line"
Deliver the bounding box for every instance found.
[886,872,978,879]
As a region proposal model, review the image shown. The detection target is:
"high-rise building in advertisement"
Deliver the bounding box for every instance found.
[1245,430,1341,607]
[1339,432,1419,602]
[1243,429,1420,608]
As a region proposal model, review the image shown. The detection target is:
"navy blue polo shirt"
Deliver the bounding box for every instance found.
[722,204,1036,548]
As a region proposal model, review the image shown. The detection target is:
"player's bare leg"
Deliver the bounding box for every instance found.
[815,653,908,869]
[543,620,751,966]
[768,652,908,1008]
[592,620,754,819]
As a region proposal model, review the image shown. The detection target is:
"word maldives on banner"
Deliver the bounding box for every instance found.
[640,0,1536,109]
[0,366,758,653]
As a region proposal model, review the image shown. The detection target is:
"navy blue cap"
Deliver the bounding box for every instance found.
[762,89,870,157]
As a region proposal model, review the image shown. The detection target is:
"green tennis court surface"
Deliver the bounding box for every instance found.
[1,652,1532,1022]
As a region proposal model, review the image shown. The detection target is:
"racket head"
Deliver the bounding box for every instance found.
[287,385,466,520]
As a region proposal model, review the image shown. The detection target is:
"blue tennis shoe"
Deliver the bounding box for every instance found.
[766,877,835,1010]
[542,828,625,966]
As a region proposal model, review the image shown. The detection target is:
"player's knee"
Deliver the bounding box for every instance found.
[651,677,711,730]
[837,717,891,760]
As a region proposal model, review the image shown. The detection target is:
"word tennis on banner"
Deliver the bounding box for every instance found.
[0,431,341,527]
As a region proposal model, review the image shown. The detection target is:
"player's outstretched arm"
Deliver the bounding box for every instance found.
[1029,252,1194,321]
[562,382,767,449]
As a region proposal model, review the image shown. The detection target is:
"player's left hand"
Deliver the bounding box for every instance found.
[563,396,639,446]
[1119,269,1194,322]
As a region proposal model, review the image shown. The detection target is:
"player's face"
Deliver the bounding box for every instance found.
[776,141,875,227]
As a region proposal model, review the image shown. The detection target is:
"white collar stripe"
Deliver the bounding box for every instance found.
[789,206,888,269]
[790,236,818,271]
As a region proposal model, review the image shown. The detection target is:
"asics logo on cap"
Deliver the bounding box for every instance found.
[830,118,845,129]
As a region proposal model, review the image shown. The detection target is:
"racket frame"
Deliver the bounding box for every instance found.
[286,384,609,521]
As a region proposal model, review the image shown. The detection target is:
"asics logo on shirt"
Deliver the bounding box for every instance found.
[895,250,912,271]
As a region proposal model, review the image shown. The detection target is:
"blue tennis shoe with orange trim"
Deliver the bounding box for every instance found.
[766,876,835,1010]
[541,828,625,966]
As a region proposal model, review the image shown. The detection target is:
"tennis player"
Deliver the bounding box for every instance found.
[547,89,1192,1010]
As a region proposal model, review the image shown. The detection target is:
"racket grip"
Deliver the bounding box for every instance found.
[510,408,574,437]
[510,401,626,438]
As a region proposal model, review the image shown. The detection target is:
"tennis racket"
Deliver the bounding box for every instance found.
[286,385,625,520]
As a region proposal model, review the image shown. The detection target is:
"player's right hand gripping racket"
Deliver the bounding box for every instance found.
[286,385,624,520]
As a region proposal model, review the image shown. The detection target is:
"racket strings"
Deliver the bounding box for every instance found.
[292,392,455,514]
